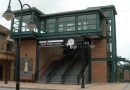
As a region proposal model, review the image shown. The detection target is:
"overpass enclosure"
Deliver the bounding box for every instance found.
[10,5,117,83]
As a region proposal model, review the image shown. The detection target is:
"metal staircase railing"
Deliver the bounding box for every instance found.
[38,60,56,82]
[62,51,78,84]
[77,62,89,84]
[46,57,65,83]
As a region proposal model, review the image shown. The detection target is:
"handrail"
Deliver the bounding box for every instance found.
[84,65,89,83]
[62,50,78,84]
[46,57,65,83]
[38,55,55,80]
[77,64,83,84]
[77,62,89,84]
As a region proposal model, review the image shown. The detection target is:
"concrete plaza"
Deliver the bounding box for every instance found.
[0,81,130,90]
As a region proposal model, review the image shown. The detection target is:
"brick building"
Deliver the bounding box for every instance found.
[10,5,117,83]
[0,24,15,81]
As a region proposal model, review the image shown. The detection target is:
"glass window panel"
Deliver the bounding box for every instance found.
[58,27,66,32]
[59,24,64,27]
[58,17,66,22]
[107,31,111,36]
[78,15,86,20]
[78,26,82,30]
[78,22,82,25]
[87,20,96,24]
[67,22,75,26]
[78,21,86,25]
[67,27,75,31]
[23,15,31,21]
[66,16,75,21]
[78,26,88,30]
[83,26,89,30]
[58,28,64,32]
[87,14,96,19]
[47,19,56,23]
[107,25,112,31]
[46,28,55,33]
[88,25,96,29]
[108,20,111,24]
[83,22,87,25]
[109,43,112,52]
[58,23,65,27]
[46,24,55,28]
[40,31,46,34]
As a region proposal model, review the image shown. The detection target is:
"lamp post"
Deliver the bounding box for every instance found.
[81,39,95,88]
[81,39,85,88]
[2,0,36,90]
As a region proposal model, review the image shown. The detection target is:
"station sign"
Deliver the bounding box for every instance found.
[38,40,64,47]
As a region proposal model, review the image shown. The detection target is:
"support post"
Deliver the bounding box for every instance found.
[81,39,85,88]
[16,38,20,90]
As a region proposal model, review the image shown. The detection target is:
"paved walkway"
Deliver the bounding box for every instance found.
[0,81,130,90]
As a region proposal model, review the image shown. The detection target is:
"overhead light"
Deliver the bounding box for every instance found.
[2,6,14,21]
[26,20,36,31]
[89,39,95,49]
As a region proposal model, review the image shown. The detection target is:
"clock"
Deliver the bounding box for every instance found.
[67,38,74,46]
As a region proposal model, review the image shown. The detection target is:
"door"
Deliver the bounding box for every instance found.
[0,65,3,80]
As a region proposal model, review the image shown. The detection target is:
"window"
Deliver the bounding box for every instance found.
[107,19,112,36]
[40,21,46,34]
[107,39,113,58]
[58,16,75,32]
[46,19,56,33]
[78,14,97,31]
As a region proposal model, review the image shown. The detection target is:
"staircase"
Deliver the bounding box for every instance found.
[37,47,90,84]
[37,61,58,83]
[50,59,71,83]
[63,59,82,84]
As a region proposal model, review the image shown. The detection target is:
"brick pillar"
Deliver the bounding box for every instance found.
[91,61,107,83]
[124,70,130,80]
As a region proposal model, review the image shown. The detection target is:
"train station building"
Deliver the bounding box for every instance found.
[9,5,117,84]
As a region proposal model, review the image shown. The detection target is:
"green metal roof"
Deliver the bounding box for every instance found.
[87,5,117,15]
[41,8,103,17]
[13,5,117,17]
[13,7,44,16]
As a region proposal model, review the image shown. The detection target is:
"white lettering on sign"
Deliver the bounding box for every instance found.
[38,40,64,47]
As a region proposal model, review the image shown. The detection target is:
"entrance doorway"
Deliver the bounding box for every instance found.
[0,65,3,80]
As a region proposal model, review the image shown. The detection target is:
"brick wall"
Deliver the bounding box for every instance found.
[90,38,108,83]
[91,39,107,58]
[20,39,37,80]
[91,61,107,82]
[124,70,130,80]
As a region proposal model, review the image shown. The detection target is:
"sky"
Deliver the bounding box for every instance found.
[0,0,130,59]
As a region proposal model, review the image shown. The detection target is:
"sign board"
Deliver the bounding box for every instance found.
[38,40,64,47]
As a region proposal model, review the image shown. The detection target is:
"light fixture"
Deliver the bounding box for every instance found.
[26,20,36,31]
[2,6,14,21]
[89,39,95,49]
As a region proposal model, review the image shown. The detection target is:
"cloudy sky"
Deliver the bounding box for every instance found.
[0,0,130,59]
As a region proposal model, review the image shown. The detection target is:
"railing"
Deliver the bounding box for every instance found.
[84,65,89,83]
[46,57,65,83]
[77,65,82,84]
[38,58,54,80]
[62,51,78,84]
[77,63,89,84]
